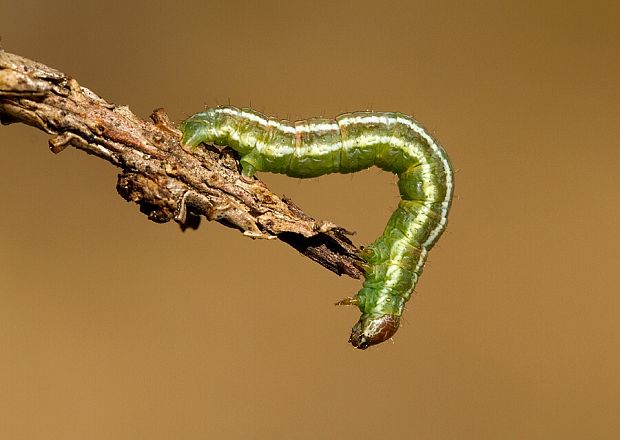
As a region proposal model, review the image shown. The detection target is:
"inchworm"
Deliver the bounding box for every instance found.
[181,106,453,349]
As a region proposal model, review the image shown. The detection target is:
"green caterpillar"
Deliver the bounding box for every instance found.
[181,106,453,349]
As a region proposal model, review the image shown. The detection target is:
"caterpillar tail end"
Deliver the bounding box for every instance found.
[349,314,400,350]
[179,120,205,149]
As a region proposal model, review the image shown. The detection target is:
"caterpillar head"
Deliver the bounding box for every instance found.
[349,314,400,349]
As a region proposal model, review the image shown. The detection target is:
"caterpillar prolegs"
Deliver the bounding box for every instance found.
[181,106,454,349]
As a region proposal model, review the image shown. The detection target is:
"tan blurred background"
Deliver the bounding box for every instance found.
[1,1,619,438]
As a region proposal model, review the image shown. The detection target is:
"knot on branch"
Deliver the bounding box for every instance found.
[116,172,176,223]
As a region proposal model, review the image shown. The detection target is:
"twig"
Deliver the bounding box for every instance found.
[0,49,365,279]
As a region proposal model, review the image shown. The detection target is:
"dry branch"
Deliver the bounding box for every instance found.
[0,49,365,279]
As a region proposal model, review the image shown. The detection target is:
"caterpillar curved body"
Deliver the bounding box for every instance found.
[181,106,453,349]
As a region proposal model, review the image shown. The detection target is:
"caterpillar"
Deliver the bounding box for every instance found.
[181,106,453,349]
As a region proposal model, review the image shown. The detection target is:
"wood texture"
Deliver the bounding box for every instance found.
[0,49,365,279]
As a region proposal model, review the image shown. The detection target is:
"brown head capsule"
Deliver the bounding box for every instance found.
[349,314,401,349]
